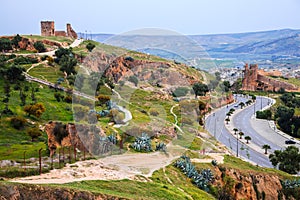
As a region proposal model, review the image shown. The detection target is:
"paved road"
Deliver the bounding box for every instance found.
[206,96,273,167]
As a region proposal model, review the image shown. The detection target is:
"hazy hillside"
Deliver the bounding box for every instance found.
[91,29,300,69]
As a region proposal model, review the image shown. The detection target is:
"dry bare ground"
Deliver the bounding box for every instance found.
[11,144,225,184]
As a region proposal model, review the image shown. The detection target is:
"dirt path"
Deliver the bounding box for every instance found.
[11,151,179,184]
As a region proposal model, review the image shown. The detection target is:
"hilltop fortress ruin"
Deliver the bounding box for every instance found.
[41,21,77,39]
[242,63,299,92]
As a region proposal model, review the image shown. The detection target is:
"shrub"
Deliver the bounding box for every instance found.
[23,103,46,118]
[64,95,72,103]
[256,109,272,119]
[131,133,152,152]
[33,41,46,53]
[128,75,138,86]
[181,117,194,125]
[86,42,96,52]
[172,87,189,97]
[149,108,159,116]
[10,116,27,129]
[26,126,42,141]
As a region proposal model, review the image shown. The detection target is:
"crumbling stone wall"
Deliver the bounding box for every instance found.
[66,23,77,39]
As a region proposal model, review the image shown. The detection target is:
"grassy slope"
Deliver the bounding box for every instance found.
[22,35,74,45]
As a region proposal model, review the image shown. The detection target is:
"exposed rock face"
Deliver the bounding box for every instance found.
[45,121,106,156]
[242,63,299,92]
[214,167,286,200]
[83,53,201,87]
[0,183,124,200]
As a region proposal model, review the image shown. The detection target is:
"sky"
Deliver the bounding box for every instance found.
[1,0,300,36]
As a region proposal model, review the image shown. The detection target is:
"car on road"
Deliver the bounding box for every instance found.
[285,140,296,144]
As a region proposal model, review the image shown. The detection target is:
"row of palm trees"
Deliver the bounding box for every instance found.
[233,127,271,154]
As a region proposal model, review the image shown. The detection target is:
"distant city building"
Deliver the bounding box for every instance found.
[40,21,77,39]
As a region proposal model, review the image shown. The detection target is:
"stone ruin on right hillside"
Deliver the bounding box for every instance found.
[241,63,299,92]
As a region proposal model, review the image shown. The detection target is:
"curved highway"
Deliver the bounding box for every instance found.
[206,95,275,167]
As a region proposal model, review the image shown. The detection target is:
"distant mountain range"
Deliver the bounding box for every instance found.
[88,29,300,69]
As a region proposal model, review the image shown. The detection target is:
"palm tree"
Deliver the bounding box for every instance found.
[262,144,271,154]
[238,131,244,139]
[233,128,238,135]
[246,100,252,106]
[245,136,251,144]
[238,102,245,109]
[226,112,231,118]
[225,118,230,124]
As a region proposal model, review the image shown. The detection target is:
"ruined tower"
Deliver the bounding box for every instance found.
[66,23,78,39]
[242,63,258,91]
[41,21,55,36]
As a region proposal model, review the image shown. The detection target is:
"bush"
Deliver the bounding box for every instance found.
[86,42,96,52]
[149,108,159,116]
[172,87,189,97]
[23,103,46,118]
[13,56,38,65]
[256,109,272,119]
[33,41,46,53]
[64,95,72,103]
[10,116,27,129]
[181,117,194,125]
[27,126,42,141]
[128,75,138,86]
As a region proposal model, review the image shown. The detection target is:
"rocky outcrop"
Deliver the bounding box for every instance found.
[242,63,299,92]
[0,182,124,200]
[45,121,106,156]
[83,52,202,88]
[214,166,286,200]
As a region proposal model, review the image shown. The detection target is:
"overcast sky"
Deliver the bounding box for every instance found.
[1,0,300,36]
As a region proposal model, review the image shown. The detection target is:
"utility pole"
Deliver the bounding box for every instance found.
[39,148,42,175]
[261,96,263,110]
[213,113,216,138]
[236,131,239,157]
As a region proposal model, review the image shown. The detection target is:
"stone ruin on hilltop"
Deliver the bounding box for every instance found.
[242,63,299,92]
[41,21,77,39]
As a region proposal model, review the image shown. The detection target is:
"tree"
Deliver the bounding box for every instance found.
[193,82,209,97]
[54,47,73,60]
[27,127,42,141]
[24,103,46,118]
[11,34,22,48]
[225,118,230,124]
[208,80,219,91]
[269,146,300,174]
[233,128,238,135]
[86,42,96,52]
[172,87,189,97]
[238,131,244,139]
[226,112,231,118]
[245,136,251,144]
[256,109,272,119]
[33,41,46,53]
[245,100,252,106]
[128,75,138,86]
[238,102,245,109]
[215,72,221,81]
[222,81,231,92]
[262,144,271,154]
[59,55,77,76]
[251,95,256,102]
[0,38,12,52]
